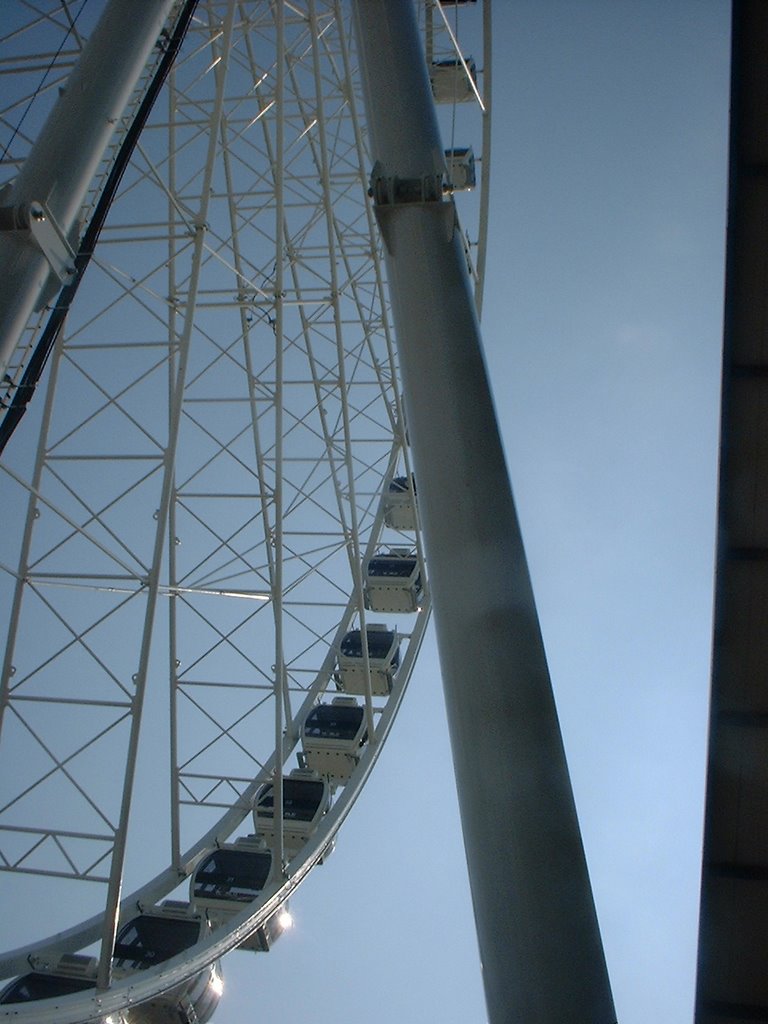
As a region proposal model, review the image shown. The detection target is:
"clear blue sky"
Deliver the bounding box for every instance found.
[215,4,731,1022]
[0,3,731,1022]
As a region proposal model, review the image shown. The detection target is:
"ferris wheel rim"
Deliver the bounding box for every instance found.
[0,598,431,1022]
[0,0,426,975]
[0,0,490,1018]
[0,430,428,966]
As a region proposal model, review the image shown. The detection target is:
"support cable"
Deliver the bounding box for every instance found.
[0,0,90,166]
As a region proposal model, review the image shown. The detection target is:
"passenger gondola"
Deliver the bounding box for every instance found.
[335,624,400,696]
[112,902,222,1024]
[301,697,367,782]
[0,955,96,1006]
[190,838,291,952]
[430,56,477,104]
[192,838,272,910]
[384,475,418,530]
[364,548,422,613]
[445,146,476,191]
[253,769,331,857]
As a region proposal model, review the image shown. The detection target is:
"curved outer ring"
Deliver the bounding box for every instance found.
[0,581,431,1022]
[0,2,491,1018]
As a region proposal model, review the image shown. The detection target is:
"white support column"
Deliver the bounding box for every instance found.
[0,0,175,378]
[352,3,616,1023]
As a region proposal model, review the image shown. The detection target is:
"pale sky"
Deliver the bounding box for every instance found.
[0,3,732,1023]
[211,4,730,1022]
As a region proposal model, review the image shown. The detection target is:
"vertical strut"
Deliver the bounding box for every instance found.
[352,3,616,1022]
[273,0,287,873]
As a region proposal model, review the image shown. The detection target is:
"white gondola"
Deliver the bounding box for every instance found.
[301,697,368,782]
[430,56,477,104]
[445,146,476,191]
[364,548,423,613]
[252,769,331,858]
[335,624,400,696]
[384,474,418,530]
[112,902,222,1024]
[190,838,291,953]
[0,912,223,1023]
[0,954,96,1007]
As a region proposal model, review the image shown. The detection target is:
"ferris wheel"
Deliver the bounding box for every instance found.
[0,2,491,1021]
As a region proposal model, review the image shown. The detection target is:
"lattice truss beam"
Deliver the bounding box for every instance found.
[0,1,177,411]
[0,0,420,927]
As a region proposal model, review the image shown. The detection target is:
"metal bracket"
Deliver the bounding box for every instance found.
[368,160,445,207]
[0,200,77,284]
[368,161,456,254]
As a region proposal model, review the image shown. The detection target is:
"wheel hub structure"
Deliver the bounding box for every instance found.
[0,2,489,1021]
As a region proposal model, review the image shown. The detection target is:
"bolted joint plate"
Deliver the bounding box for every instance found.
[0,200,77,285]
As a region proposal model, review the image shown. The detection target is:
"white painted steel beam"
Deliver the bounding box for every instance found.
[352,2,616,1022]
[0,0,175,379]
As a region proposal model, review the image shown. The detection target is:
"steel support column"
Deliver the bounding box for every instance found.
[352,3,616,1021]
[0,0,175,378]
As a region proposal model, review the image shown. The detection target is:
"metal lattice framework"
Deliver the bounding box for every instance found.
[0,1,489,1020]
